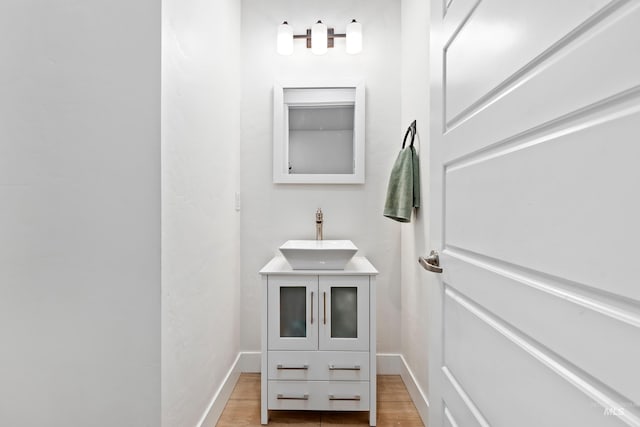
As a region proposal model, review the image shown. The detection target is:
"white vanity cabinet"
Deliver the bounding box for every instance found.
[260,256,378,426]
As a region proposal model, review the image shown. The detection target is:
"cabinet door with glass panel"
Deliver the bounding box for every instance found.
[267,275,369,352]
[268,275,319,351]
[318,276,369,351]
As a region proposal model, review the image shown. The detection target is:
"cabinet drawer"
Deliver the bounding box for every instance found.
[268,380,369,411]
[324,381,370,411]
[268,351,369,381]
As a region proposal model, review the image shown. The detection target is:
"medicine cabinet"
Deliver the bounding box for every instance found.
[273,81,365,184]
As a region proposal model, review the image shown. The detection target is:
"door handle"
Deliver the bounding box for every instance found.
[419,250,443,273]
[310,291,314,325]
[323,291,327,325]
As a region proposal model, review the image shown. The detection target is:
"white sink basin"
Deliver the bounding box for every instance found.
[279,240,358,270]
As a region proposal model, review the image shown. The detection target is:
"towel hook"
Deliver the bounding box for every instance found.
[402,120,417,149]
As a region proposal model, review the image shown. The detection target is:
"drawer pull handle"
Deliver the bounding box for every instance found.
[329,394,361,401]
[277,364,309,370]
[277,393,309,400]
[328,364,361,371]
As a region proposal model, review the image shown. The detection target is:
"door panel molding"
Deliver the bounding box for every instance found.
[445,0,629,129]
[443,0,481,45]
[443,404,464,427]
[443,103,640,298]
[442,367,490,427]
[444,0,456,17]
[445,85,640,172]
[444,247,640,404]
[444,0,640,159]
[444,246,640,327]
[444,287,640,425]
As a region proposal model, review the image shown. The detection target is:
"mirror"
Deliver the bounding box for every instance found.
[288,105,354,174]
[273,81,365,184]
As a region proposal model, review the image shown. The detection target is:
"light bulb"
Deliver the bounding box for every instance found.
[346,19,362,54]
[311,20,328,55]
[277,21,294,55]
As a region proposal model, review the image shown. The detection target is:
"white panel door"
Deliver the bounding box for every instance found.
[427,1,640,426]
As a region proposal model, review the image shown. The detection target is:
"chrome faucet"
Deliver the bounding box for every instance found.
[315,208,323,240]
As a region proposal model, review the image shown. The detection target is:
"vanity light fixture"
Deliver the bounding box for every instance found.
[311,20,328,55]
[276,19,362,55]
[277,21,294,55]
[345,19,362,54]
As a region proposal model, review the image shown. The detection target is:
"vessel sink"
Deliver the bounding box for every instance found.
[279,240,358,270]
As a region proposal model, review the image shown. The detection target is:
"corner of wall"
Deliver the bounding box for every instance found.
[399,0,431,421]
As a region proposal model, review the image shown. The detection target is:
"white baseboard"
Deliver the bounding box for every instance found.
[197,353,242,427]
[201,352,429,427]
[398,354,429,426]
[370,353,429,426]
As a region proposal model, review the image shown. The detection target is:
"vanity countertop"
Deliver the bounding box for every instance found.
[260,255,378,276]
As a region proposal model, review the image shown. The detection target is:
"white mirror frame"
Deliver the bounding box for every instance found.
[273,80,365,184]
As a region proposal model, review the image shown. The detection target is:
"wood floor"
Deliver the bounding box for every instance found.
[216,374,424,427]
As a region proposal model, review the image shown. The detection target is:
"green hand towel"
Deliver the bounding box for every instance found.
[383,145,420,223]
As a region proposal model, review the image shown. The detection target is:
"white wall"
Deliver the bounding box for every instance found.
[400,0,431,416]
[161,0,242,426]
[240,0,402,354]
[0,1,160,426]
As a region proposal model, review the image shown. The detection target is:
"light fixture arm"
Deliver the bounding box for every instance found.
[293,29,346,49]
[277,19,361,55]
